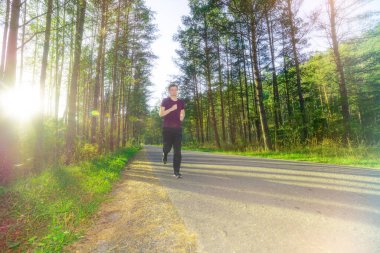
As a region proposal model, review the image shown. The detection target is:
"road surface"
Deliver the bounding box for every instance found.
[144,145,380,253]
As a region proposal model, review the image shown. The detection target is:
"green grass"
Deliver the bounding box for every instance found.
[179,143,380,168]
[0,146,141,252]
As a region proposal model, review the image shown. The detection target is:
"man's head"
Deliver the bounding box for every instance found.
[168,83,178,97]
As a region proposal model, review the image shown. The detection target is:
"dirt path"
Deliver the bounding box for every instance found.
[64,147,197,253]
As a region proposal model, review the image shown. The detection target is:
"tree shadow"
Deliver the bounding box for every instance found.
[137,146,380,228]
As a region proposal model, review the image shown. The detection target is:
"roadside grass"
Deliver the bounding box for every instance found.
[64,149,197,252]
[177,143,380,168]
[0,146,141,252]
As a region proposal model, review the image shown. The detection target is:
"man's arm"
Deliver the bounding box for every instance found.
[159,105,175,117]
[180,109,185,121]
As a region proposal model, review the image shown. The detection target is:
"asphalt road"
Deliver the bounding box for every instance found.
[144,145,380,253]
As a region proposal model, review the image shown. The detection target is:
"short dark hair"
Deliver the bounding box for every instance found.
[168,83,178,90]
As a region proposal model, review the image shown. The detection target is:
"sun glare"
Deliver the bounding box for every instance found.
[0,85,41,122]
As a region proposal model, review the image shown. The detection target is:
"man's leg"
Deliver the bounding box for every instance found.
[172,127,182,175]
[162,127,173,163]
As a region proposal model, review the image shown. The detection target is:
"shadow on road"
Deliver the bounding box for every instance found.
[135,146,380,228]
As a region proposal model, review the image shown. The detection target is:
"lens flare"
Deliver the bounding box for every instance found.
[0,85,41,122]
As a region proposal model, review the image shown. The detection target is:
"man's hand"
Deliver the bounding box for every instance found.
[159,104,177,117]
[170,104,177,111]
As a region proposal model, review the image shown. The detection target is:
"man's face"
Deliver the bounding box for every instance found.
[169,86,178,97]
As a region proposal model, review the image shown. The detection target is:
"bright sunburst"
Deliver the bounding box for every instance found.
[0,84,41,122]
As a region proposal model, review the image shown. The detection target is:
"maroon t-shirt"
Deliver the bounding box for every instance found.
[160,97,185,128]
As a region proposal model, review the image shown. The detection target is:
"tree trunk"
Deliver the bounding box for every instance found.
[65,0,86,163]
[203,14,220,148]
[286,0,308,143]
[250,16,272,150]
[247,26,262,146]
[0,0,21,182]
[265,8,282,132]
[0,0,10,79]
[3,0,21,86]
[91,0,107,145]
[110,1,121,151]
[281,26,293,119]
[328,0,350,145]
[216,40,226,143]
[19,0,27,82]
[34,0,53,170]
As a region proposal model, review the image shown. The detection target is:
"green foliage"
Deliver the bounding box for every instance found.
[78,143,99,160]
[144,107,163,144]
[0,186,6,196]
[1,146,140,252]
[297,24,380,144]
[183,141,380,168]
[168,0,380,150]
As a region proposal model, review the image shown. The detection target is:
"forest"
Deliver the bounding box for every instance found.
[0,0,379,182]
[0,0,156,184]
[0,0,379,251]
[146,0,380,157]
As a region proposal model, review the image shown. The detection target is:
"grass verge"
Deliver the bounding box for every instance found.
[0,146,141,252]
[64,148,197,252]
[179,144,380,168]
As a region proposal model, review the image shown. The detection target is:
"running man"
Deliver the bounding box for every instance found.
[159,83,185,178]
